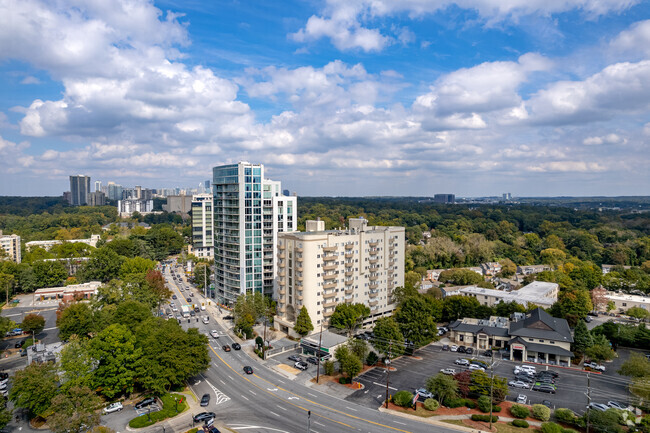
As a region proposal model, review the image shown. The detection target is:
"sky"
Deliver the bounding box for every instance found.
[1,0,650,197]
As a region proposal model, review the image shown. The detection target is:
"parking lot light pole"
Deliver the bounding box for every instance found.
[586,372,591,433]
[316,323,323,384]
[489,351,495,430]
[385,340,392,409]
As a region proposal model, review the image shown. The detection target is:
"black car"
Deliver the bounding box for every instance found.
[515,375,534,383]
[222,345,231,352]
[538,370,559,378]
[14,340,25,348]
[483,350,493,357]
[243,366,253,374]
[172,295,177,299]
[187,298,192,302]
[207,427,221,433]
[223,315,234,320]
[0,373,8,380]
[533,384,556,394]
[542,400,553,409]
[457,346,466,353]
[232,343,241,350]
[306,356,319,364]
[288,354,302,362]
[465,347,474,355]
[135,397,156,409]
[190,311,196,317]
[193,412,216,423]
[200,393,210,407]
[194,307,200,313]
[442,344,449,351]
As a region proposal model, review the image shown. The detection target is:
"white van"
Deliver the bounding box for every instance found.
[519,365,536,373]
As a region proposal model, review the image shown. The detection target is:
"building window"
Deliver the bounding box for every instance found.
[539,340,545,343]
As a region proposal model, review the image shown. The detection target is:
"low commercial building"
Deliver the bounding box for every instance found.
[33,281,102,302]
[448,308,574,366]
[453,281,559,308]
[604,291,650,313]
[300,329,348,359]
[0,230,21,264]
[275,218,405,337]
[25,234,101,251]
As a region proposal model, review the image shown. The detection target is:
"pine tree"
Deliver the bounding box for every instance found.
[572,320,593,355]
[294,306,314,337]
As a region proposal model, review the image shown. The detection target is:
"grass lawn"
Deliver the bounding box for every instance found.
[495,422,539,433]
[128,393,188,428]
[442,420,466,426]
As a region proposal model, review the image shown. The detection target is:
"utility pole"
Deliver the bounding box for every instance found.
[385,340,392,408]
[586,372,591,433]
[307,410,311,433]
[316,322,323,384]
[204,264,207,299]
[489,351,495,430]
[263,316,268,360]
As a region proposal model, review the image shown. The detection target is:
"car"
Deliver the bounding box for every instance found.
[593,364,606,372]
[294,361,308,370]
[222,345,231,352]
[187,298,192,303]
[483,350,493,357]
[307,356,319,365]
[202,316,210,324]
[515,375,534,383]
[440,368,456,375]
[588,311,599,317]
[103,402,123,414]
[588,403,609,412]
[200,393,210,407]
[516,394,528,405]
[514,367,535,376]
[454,358,469,366]
[172,295,177,299]
[243,366,253,374]
[472,360,488,369]
[201,305,206,311]
[542,400,553,409]
[193,412,216,423]
[14,340,25,348]
[190,311,196,317]
[607,401,628,410]
[537,370,559,378]
[207,427,221,433]
[442,344,450,351]
[288,354,303,362]
[584,316,593,323]
[465,347,474,355]
[536,377,555,385]
[194,307,200,313]
[533,384,556,394]
[232,343,241,350]
[172,307,178,312]
[170,301,175,307]
[469,364,485,372]
[450,345,459,352]
[509,380,530,389]
[415,388,434,399]
[19,348,27,357]
[210,330,219,339]
[457,346,466,353]
[135,397,156,409]
[0,373,8,381]
[534,381,557,389]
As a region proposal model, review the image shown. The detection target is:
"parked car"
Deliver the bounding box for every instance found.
[469,364,485,372]
[0,373,8,381]
[210,330,219,339]
[186,298,192,303]
[190,311,196,317]
[442,344,449,351]
[472,360,488,369]
[457,346,466,353]
[307,356,319,365]
[172,295,177,299]
[440,368,456,375]
[584,316,593,323]
[194,307,200,313]
[465,347,474,355]
[200,394,210,407]
[232,343,241,350]
[482,350,493,357]
[288,355,302,362]
[201,305,206,311]
[135,397,156,409]
[537,370,559,378]
[516,394,528,404]
[14,340,25,348]
[193,412,216,423]
[508,380,530,389]
[454,358,469,366]
[588,403,609,412]
[515,374,534,383]
[222,345,231,352]
[533,384,556,394]
[103,402,123,414]
[450,345,459,352]
[294,361,308,371]
[243,366,253,374]
[415,388,434,399]
[607,401,628,410]
[542,400,553,409]
[534,382,557,389]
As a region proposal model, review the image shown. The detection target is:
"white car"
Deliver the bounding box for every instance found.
[201,305,206,311]
[584,362,605,371]
[469,364,485,372]
[454,358,469,366]
[440,368,456,375]
[210,330,219,338]
[588,403,609,412]
[450,345,459,352]
[607,401,628,410]
[103,402,123,414]
[202,316,210,324]
[415,388,434,399]
[516,394,527,404]
[509,380,530,389]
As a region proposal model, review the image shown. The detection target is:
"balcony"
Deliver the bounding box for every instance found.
[278,278,286,285]
[344,296,353,303]
[323,263,337,271]
[278,288,286,295]
[323,282,336,290]
[296,247,303,253]
[323,246,337,252]
[369,283,378,290]
[296,266,303,272]
[277,252,285,259]
[388,275,394,281]
[323,255,336,262]
[345,252,353,259]
[297,275,303,282]
[344,261,353,268]
[369,265,380,271]
[323,273,336,281]
[323,309,334,317]
[345,279,353,286]
[389,251,395,258]
[278,269,286,277]
[369,300,378,307]
[369,274,378,281]
[345,270,353,277]
[369,249,378,256]
[323,291,336,299]
[387,282,395,289]
[279,305,286,313]
[323,301,337,308]
[345,243,354,250]
[345,287,354,294]
[369,257,378,264]
[389,243,395,250]
[369,241,378,248]
[369,290,378,298]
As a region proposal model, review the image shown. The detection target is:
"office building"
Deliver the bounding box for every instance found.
[106,182,123,201]
[87,191,106,206]
[433,194,455,204]
[0,231,21,264]
[274,217,405,336]
[163,195,193,214]
[69,175,91,206]
[94,180,102,192]
[212,162,297,304]
[117,199,153,217]
[191,194,214,259]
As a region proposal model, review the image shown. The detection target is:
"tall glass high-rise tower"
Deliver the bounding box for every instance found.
[69,175,91,206]
[213,162,297,305]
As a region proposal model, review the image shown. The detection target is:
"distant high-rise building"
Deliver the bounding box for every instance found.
[88,191,106,206]
[69,175,91,206]
[433,194,455,204]
[212,162,297,304]
[0,230,21,264]
[502,192,512,200]
[94,180,102,192]
[117,199,153,216]
[106,182,123,201]
[162,195,193,214]
[191,194,214,259]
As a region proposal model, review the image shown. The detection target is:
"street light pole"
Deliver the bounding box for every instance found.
[489,351,495,430]
[385,340,392,408]
[316,322,323,384]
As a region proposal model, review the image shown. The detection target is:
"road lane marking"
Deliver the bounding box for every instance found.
[241,395,249,401]
[249,390,257,395]
[269,411,281,417]
[314,421,326,427]
[373,382,397,390]
[394,421,406,425]
[308,393,318,398]
[277,405,287,411]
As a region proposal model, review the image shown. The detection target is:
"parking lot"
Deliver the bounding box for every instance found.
[345,341,634,414]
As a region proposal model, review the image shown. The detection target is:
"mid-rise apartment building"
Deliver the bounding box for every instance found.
[274,217,405,336]
[117,199,153,217]
[212,162,296,304]
[0,231,21,264]
[191,194,214,259]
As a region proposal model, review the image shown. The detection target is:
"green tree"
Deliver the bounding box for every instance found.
[426,373,458,403]
[9,362,59,416]
[391,285,419,305]
[60,336,94,389]
[627,307,650,319]
[394,295,441,347]
[550,288,593,326]
[540,248,566,267]
[0,316,16,338]
[80,248,124,282]
[342,353,363,381]
[48,386,101,433]
[439,269,484,285]
[372,317,404,359]
[470,370,509,402]
[294,306,314,337]
[498,259,517,277]
[572,320,594,355]
[0,396,12,429]
[405,271,421,288]
[143,226,184,260]
[347,338,369,362]
[113,300,152,327]
[442,296,482,322]
[32,260,68,288]
[57,302,95,340]
[0,272,15,301]
[618,352,650,377]
[89,323,141,398]
[21,313,45,335]
[329,303,370,336]
[193,263,213,290]
[494,301,526,317]
[118,256,156,278]
[630,376,650,402]
[334,344,350,371]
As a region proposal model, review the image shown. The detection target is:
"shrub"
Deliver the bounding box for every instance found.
[532,404,552,422]
[128,394,188,428]
[465,400,477,409]
[324,361,335,376]
[393,390,414,408]
[512,419,530,428]
[562,429,579,433]
[478,396,492,413]
[366,351,378,366]
[424,398,440,411]
[554,408,577,424]
[471,415,498,422]
[511,404,530,419]
[493,405,502,413]
[443,397,466,408]
[338,377,351,384]
[541,422,563,433]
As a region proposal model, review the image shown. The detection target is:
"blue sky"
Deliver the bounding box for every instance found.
[1,0,649,197]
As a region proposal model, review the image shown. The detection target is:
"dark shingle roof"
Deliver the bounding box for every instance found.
[509,308,573,343]
[509,337,573,357]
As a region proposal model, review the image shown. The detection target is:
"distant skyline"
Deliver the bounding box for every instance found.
[1,0,649,197]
